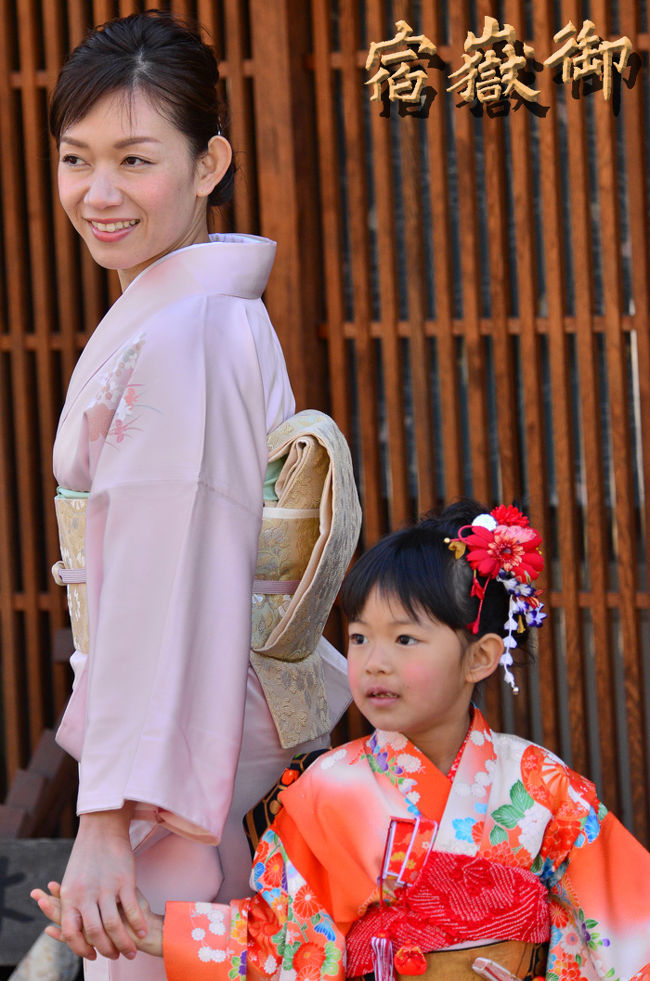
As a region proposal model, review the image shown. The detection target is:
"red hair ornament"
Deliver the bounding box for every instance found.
[446,505,546,692]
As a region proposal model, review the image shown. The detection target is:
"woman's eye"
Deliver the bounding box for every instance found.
[123,155,148,166]
[61,154,84,166]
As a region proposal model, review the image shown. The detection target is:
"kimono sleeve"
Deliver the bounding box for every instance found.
[546,805,650,980]
[77,293,270,840]
[163,826,345,981]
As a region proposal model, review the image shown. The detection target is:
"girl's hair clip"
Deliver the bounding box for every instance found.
[446,505,546,692]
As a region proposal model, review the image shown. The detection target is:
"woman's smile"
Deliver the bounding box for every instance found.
[58,89,216,289]
[86,217,140,240]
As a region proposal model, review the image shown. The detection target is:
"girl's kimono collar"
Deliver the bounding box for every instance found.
[366,709,494,824]
[369,708,492,784]
[58,233,276,429]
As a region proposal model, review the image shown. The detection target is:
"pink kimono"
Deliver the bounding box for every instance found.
[53,234,349,980]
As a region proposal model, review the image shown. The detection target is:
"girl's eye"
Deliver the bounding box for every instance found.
[348,632,366,646]
[123,155,149,166]
[396,634,417,646]
[61,154,84,166]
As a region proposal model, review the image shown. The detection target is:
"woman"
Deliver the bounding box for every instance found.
[48,11,353,978]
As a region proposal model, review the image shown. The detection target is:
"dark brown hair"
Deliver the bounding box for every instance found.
[49,9,234,207]
[341,499,517,644]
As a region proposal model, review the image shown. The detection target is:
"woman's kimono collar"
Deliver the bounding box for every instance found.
[58,233,277,430]
[124,232,277,300]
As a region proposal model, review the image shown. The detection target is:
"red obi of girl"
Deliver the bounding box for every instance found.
[346,818,550,977]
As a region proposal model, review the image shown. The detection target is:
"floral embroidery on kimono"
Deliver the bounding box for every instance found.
[163,708,650,980]
[85,333,157,446]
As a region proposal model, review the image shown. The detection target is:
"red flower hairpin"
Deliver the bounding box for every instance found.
[447,505,546,691]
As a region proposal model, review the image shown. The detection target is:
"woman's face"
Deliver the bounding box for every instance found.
[57,89,229,290]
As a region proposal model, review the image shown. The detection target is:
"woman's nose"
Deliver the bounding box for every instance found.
[84,170,122,208]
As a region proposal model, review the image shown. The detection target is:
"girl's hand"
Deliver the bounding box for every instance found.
[56,806,148,959]
[31,882,163,958]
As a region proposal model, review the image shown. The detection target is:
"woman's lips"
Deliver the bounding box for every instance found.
[86,218,139,241]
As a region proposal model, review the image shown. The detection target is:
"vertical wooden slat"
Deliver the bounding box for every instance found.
[0,0,25,783]
[365,0,411,529]
[0,348,19,795]
[311,0,350,437]
[525,0,586,762]
[555,0,620,803]
[505,0,573,758]
[42,3,76,720]
[220,0,256,236]
[619,0,650,821]
[423,2,464,502]
[44,4,81,394]
[249,0,326,411]
[17,0,64,748]
[118,0,138,18]
[449,0,491,501]
[492,0,555,743]
[4,3,44,760]
[591,0,647,841]
[391,0,436,516]
[335,0,383,542]
[92,1,115,27]
[478,7,519,509]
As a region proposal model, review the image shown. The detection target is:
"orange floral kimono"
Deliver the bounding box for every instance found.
[163,708,650,981]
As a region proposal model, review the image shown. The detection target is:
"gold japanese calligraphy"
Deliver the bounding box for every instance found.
[447,16,539,106]
[366,16,634,110]
[543,20,632,101]
[365,19,436,103]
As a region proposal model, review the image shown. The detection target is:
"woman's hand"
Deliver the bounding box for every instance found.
[56,805,149,959]
[31,881,163,958]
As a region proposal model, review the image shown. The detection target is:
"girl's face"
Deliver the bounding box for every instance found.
[347,587,476,768]
[57,89,230,290]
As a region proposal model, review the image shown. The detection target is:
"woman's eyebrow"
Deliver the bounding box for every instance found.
[114,137,161,148]
[59,136,161,148]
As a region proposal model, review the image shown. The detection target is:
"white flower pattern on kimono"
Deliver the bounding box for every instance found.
[516,801,549,854]
[396,753,423,774]
[198,947,226,963]
[373,730,407,751]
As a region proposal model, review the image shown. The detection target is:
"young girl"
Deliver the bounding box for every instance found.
[34,500,650,980]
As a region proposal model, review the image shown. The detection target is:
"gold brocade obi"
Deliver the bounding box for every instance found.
[52,410,361,748]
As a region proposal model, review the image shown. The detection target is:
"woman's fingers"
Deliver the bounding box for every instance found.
[60,903,114,960]
[95,894,138,958]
